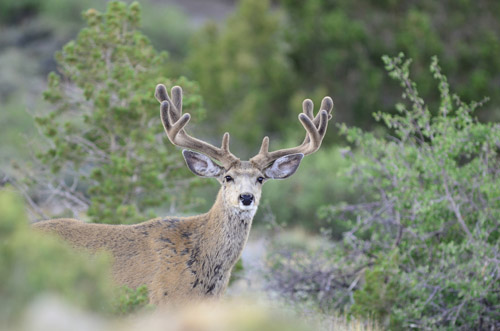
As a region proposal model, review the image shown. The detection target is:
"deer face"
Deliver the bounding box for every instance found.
[182,151,304,211]
[156,84,332,212]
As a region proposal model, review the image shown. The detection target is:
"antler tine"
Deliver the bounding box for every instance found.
[299,96,334,146]
[156,84,239,168]
[156,84,182,123]
[171,86,183,118]
[250,97,333,169]
[316,96,334,125]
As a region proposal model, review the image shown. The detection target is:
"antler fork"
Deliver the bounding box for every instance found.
[249,97,334,169]
[155,84,239,168]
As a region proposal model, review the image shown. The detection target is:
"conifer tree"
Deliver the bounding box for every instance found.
[34,1,204,224]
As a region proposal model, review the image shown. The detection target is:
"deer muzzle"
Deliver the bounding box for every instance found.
[239,193,254,206]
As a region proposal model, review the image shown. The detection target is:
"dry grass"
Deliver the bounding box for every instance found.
[18,295,380,331]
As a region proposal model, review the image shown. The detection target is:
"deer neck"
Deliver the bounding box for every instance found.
[201,189,256,265]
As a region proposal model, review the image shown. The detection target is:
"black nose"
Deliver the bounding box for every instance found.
[239,194,254,206]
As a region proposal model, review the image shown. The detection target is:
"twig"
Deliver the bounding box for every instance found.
[441,169,473,240]
[6,176,48,219]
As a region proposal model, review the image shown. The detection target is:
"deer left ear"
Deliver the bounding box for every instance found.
[264,153,304,179]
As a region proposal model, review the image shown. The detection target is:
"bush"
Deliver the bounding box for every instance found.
[267,54,500,329]
[0,188,114,324]
[112,285,151,315]
[338,55,500,329]
[27,1,204,224]
[260,145,354,235]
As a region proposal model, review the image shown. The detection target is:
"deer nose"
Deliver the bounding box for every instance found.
[239,193,254,206]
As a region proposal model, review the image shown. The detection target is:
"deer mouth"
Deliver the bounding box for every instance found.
[227,198,257,211]
[238,202,256,211]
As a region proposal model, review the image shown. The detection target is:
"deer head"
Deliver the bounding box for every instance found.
[155,85,333,212]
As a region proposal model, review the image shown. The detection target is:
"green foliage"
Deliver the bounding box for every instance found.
[112,285,152,315]
[188,0,295,150]
[351,250,401,326]
[261,145,353,235]
[335,54,500,329]
[35,1,204,223]
[280,0,500,129]
[267,55,500,329]
[0,188,114,323]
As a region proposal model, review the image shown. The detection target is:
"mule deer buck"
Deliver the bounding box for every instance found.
[33,84,333,305]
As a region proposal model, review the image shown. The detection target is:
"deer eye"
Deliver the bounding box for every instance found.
[257,177,264,184]
[225,175,233,182]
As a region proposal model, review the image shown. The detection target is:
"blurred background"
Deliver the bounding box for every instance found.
[1,0,499,329]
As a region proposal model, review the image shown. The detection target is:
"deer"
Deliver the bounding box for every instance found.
[33,84,333,305]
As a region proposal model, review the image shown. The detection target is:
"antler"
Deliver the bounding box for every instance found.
[155,84,239,168]
[250,96,334,169]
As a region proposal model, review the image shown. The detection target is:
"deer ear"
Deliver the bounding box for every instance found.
[264,153,304,179]
[182,150,224,178]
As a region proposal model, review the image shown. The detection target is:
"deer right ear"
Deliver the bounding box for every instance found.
[182,150,224,178]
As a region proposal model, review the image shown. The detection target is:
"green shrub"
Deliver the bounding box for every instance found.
[350,250,401,326]
[112,285,152,315]
[30,1,204,224]
[267,54,500,329]
[260,145,353,235]
[0,188,114,323]
[338,54,499,329]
